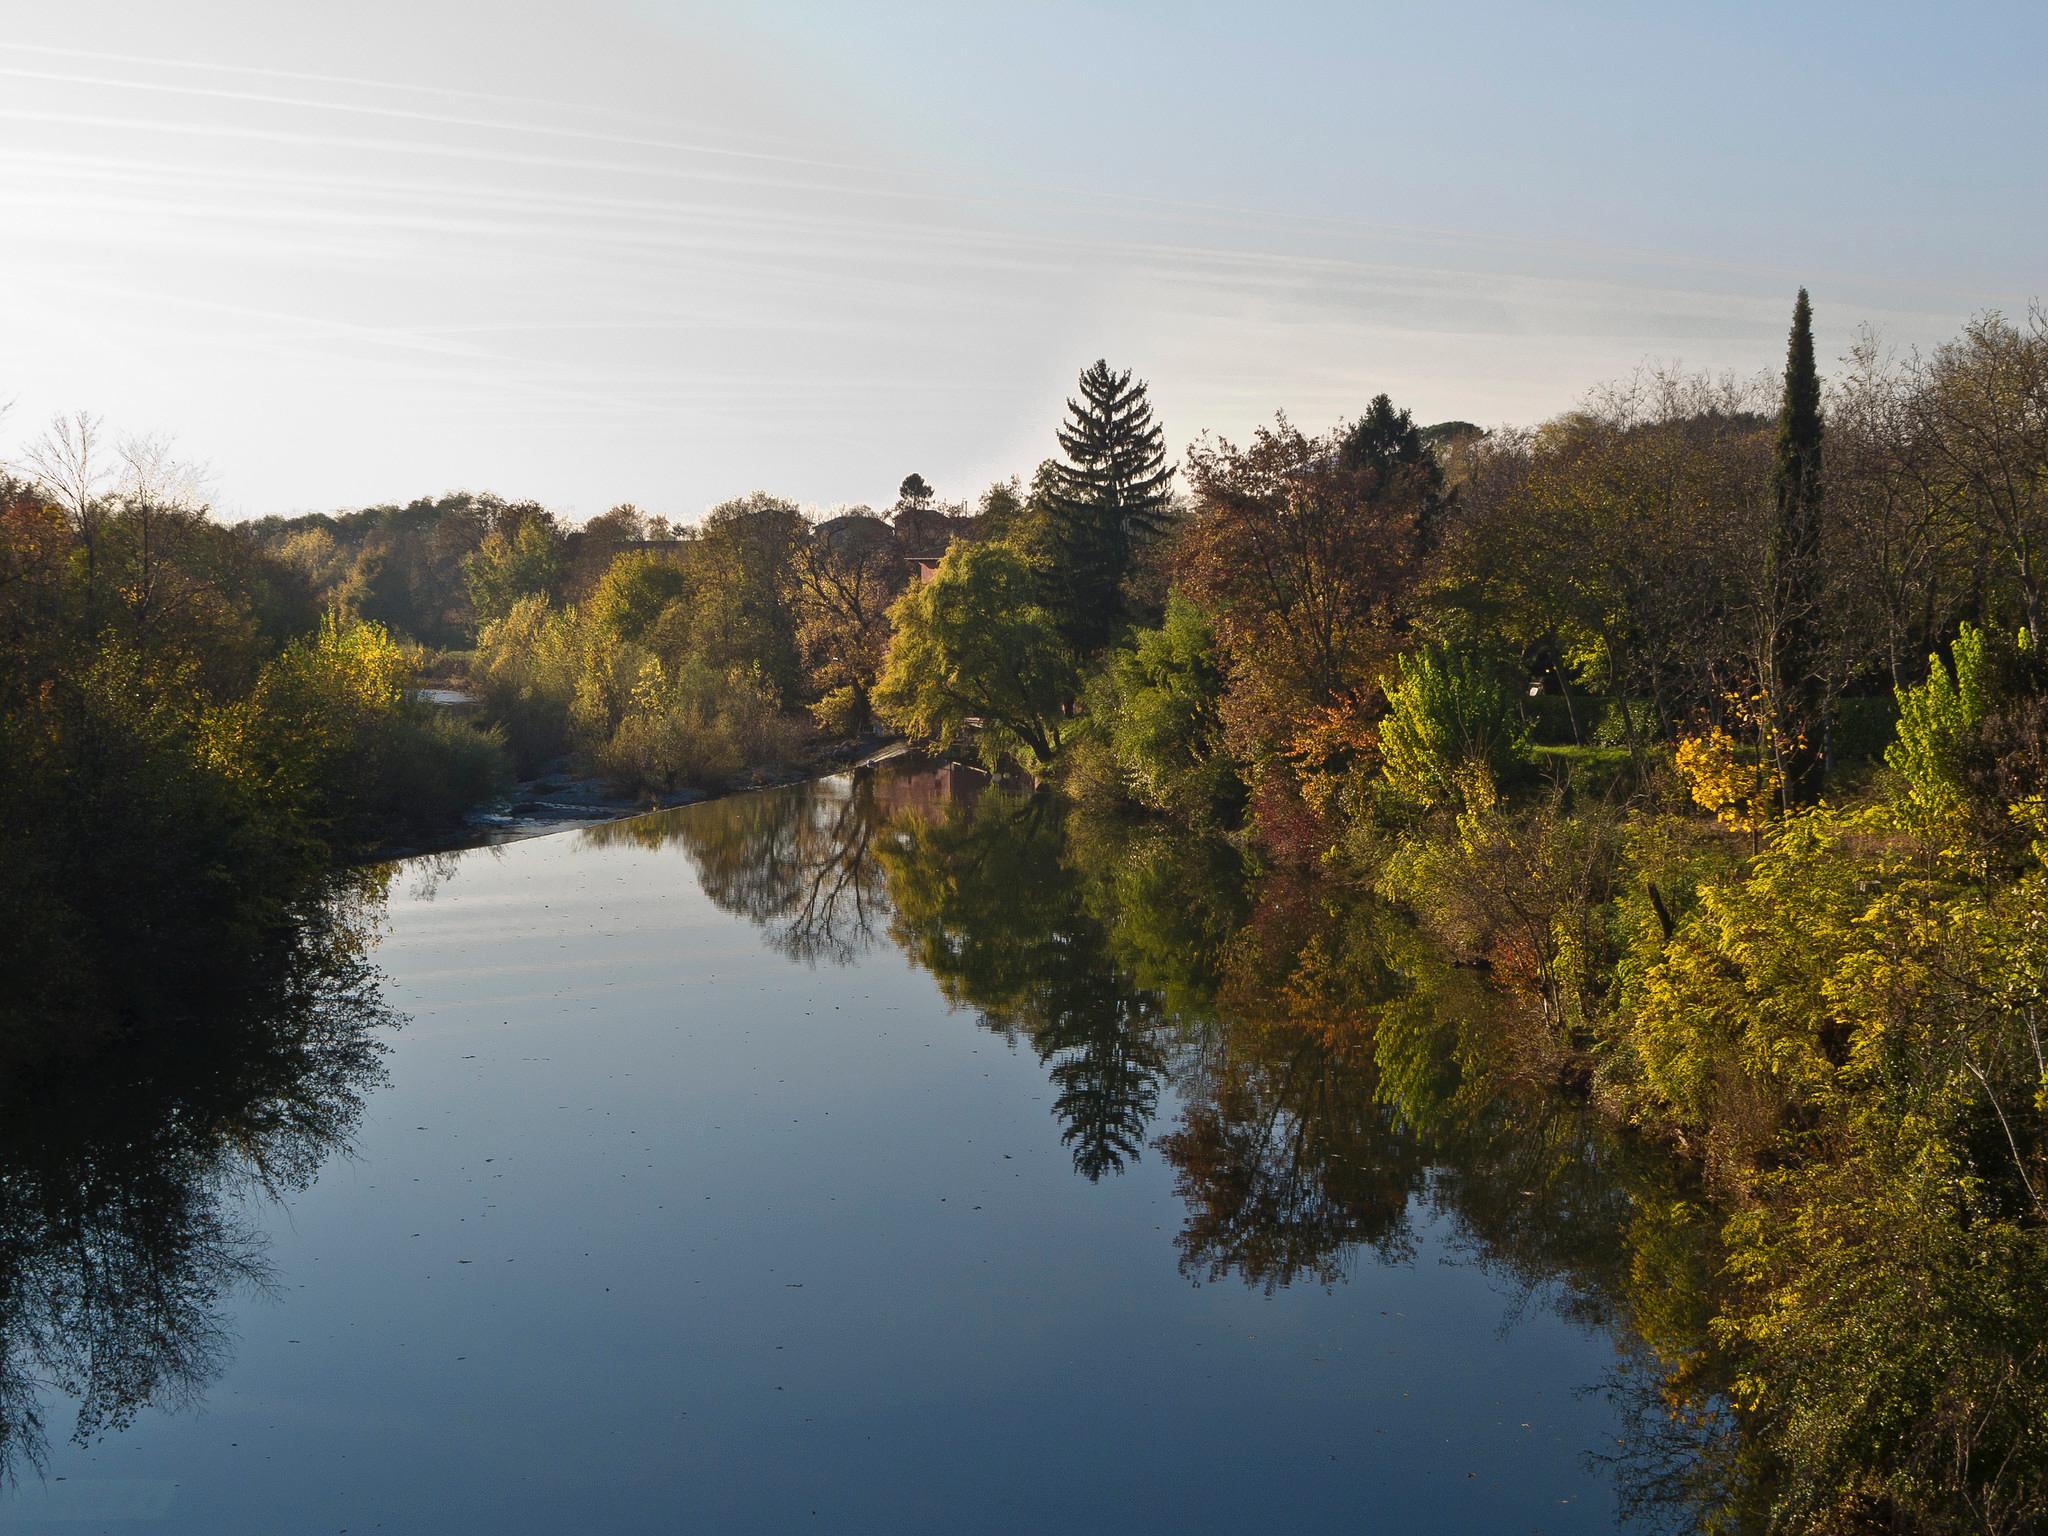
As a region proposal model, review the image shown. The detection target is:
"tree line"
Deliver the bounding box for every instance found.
[866,299,2048,1534]
[8,292,2048,1529]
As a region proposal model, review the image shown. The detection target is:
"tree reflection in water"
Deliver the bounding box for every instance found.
[593,764,1172,1179]
[586,771,896,965]
[0,872,398,1485]
[877,786,1171,1182]
[628,762,1751,1529]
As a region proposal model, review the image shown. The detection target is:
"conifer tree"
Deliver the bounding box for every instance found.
[1337,394,1432,488]
[1337,393,1446,547]
[1770,288,1828,804]
[1045,360,1175,655]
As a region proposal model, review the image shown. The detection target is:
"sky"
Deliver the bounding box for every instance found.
[0,0,2041,523]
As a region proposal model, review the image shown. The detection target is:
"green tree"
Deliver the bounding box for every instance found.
[1769,288,1828,803]
[1339,393,1446,545]
[874,540,1076,769]
[1377,646,1526,811]
[463,516,562,626]
[1045,360,1175,654]
[687,494,805,703]
[587,548,690,645]
[1081,593,1240,822]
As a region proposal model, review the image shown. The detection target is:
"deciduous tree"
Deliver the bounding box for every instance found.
[874,540,1075,768]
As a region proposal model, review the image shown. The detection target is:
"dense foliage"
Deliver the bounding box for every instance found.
[0,460,504,1047]
[12,298,2048,1530]
[868,314,2048,1530]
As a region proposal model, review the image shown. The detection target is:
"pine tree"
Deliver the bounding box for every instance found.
[1770,288,1828,804]
[1045,360,1175,655]
[1337,393,1445,547]
[1337,394,1431,487]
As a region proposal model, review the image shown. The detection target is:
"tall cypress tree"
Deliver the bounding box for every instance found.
[1771,288,1828,804]
[1045,360,1175,655]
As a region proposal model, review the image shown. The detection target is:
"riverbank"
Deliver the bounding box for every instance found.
[359,731,910,862]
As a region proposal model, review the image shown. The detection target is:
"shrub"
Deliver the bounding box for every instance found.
[207,613,413,833]
[1675,726,1781,835]
[471,595,585,768]
[1377,646,1526,810]
[595,659,806,794]
[809,684,863,738]
[1078,594,1242,822]
[1888,622,1990,832]
[370,712,513,833]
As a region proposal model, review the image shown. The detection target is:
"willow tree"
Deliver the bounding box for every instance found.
[873,540,1076,769]
[1044,359,1175,655]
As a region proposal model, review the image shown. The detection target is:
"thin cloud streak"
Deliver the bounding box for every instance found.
[0,41,1945,299]
[0,5,2029,517]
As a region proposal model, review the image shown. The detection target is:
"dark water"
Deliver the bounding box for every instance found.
[0,764,1714,1533]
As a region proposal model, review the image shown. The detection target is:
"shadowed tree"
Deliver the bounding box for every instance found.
[1913,309,2048,645]
[1769,289,1828,802]
[792,509,904,735]
[891,473,955,555]
[1044,360,1175,654]
[1338,393,1446,547]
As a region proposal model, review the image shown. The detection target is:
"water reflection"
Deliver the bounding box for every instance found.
[604,763,1749,1529]
[0,875,398,1484]
[587,771,900,963]
[879,789,1174,1181]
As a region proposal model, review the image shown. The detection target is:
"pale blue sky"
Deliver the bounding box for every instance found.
[0,0,2040,520]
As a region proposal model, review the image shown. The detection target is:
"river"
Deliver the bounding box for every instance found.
[0,760,1720,1533]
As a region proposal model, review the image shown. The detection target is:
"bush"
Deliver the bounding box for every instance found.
[207,613,413,836]
[471,595,585,769]
[1887,622,1990,832]
[207,614,514,844]
[369,712,513,833]
[809,684,863,738]
[594,659,806,794]
[1378,646,1527,810]
[1077,595,1242,822]
[1522,694,1647,749]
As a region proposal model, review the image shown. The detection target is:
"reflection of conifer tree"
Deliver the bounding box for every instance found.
[700,761,1761,1524]
[1035,980,1165,1183]
[646,759,1757,1524]
[878,788,1171,1181]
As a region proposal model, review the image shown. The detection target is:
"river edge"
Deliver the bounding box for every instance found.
[356,735,917,863]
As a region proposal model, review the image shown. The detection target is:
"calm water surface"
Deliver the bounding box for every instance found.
[2,765,1687,1533]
